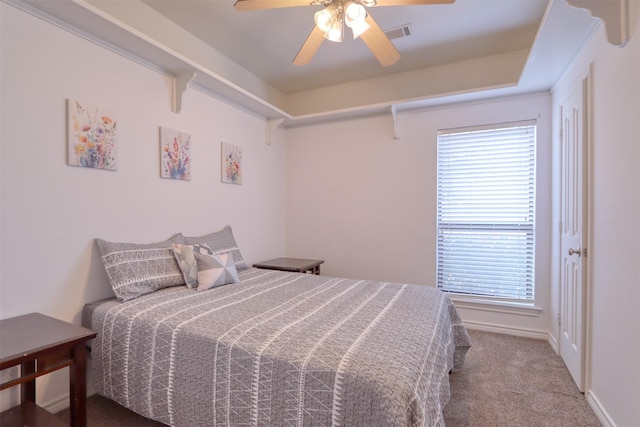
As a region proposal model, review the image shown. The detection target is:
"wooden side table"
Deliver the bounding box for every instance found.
[253,257,324,275]
[0,313,96,427]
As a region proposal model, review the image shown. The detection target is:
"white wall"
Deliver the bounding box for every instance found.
[285,93,553,336]
[0,3,285,410]
[552,3,640,426]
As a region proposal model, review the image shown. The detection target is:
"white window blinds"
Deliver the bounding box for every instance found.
[436,120,536,301]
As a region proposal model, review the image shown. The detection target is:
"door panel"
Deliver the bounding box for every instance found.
[559,78,587,391]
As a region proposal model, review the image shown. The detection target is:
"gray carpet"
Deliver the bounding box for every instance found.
[58,330,601,426]
[443,330,601,426]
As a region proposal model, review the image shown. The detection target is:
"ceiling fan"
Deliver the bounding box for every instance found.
[234,0,455,67]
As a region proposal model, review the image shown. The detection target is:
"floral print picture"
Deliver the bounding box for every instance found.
[221,142,242,185]
[160,127,191,181]
[68,100,118,170]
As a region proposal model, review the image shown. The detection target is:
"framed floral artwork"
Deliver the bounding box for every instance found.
[160,127,191,181]
[221,142,242,185]
[67,99,118,170]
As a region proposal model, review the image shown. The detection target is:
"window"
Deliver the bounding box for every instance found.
[436,120,536,302]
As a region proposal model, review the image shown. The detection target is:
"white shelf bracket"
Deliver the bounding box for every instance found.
[171,70,197,113]
[567,0,629,47]
[265,118,284,145]
[391,105,400,140]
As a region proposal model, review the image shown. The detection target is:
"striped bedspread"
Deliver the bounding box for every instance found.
[91,268,471,427]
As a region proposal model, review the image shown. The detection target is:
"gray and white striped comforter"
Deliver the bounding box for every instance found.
[92,268,471,427]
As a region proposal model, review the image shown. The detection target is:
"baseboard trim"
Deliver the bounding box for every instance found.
[42,393,69,414]
[586,390,616,427]
[40,385,95,415]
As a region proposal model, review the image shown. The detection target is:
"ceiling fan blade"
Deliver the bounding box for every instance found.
[234,0,313,11]
[293,26,325,66]
[360,14,401,67]
[371,0,454,5]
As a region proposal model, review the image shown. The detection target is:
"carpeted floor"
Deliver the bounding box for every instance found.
[58,329,601,426]
[443,330,601,426]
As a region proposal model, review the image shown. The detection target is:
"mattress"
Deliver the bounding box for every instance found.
[89,268,471,427]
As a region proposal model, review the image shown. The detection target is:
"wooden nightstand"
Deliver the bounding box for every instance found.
[253,257,324,275]
[0,313,96,427]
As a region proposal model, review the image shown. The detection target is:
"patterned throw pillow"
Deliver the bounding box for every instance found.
[183,225,248,271]
[95,234,186,301]
[194,251,240,291]
[172,243,214,288]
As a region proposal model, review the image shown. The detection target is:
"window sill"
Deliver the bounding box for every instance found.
[449,296,543,317]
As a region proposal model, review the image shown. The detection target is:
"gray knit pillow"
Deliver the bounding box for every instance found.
[182,225,248,271]
[96,234,186,301]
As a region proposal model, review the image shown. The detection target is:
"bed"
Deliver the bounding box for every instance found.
[87,228,471,427]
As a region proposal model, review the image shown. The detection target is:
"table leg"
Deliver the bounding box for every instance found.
[20,360,36,403]
[69,342,88,427]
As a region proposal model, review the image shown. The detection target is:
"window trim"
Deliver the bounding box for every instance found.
[436,119,537,302]
[449,294,543,317]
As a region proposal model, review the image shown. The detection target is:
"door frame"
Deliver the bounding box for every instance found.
[582,63,594,393]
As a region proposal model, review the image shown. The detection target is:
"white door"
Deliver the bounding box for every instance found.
[559,77,588,391]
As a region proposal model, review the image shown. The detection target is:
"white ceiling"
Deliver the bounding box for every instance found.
[141,0,547,94]
[8,0,599,126]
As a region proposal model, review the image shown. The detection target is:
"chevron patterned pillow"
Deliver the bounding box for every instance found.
[194,251,240,291]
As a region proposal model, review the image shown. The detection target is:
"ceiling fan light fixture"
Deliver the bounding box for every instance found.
[324,19,344,42]
[345,2,366,22]
[345,2,370,39]
[314,5,337,33]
